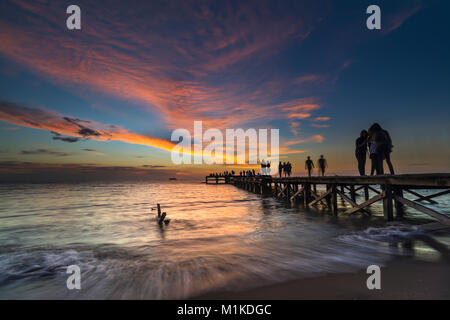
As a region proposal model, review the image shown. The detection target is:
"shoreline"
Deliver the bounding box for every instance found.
[193,256,450,300]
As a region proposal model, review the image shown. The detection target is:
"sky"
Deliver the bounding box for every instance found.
[0,0,449,181]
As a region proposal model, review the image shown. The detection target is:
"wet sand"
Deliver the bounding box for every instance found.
[194,257,450,300]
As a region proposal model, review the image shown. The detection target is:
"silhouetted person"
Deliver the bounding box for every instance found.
[287,162,292,177]
[283,162,288,177]
[382,128,395,175]
[355,130,369,176]
[368,133,377,175]
[278,161,283,177]
[369,123,395,175]
[305,156,314,177]
[317,155,327,176]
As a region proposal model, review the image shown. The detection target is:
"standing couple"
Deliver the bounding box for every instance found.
[260,159,271,176]
[278,162,292,177]
[355,123,395,176]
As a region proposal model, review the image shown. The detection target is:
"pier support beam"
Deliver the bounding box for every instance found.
[364,186,369,201]
[278,184,287,198]
[303,183,311,206]
[331,185,338,216]
[261,179,271,195]
[383,185,394,221]
[395,196,450,226]
[350,185,356,202]
[325,184,332,208]
[290,186,304,202]
[309,188,332,207]
[394,187,404,217]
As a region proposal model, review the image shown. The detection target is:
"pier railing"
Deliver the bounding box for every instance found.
[206,173,450,224]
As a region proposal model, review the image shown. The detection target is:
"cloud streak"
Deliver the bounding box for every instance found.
[284,135,324,147]
[0,161,192,182]
[385,4,422,33]
[20,148,71,157]
[0,100,176,152]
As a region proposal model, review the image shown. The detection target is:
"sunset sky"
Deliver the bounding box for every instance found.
[0,0,449,181]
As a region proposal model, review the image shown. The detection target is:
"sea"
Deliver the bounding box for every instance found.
[0,181,448,299]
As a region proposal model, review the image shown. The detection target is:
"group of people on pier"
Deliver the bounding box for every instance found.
[240,170,257,177]
[208,168,267,178]
[208,171,235,177]
[278,162,292,177]
[355,123,395,176]
[208,122,394,179]
[304,155,328,177]
[275,156,328,178]
[260,160,271,175]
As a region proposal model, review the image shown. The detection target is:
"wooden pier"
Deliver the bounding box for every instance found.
[206,173,450,224]
[205,176,229,184]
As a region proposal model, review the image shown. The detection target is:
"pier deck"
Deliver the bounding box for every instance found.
[206,173,450,224]
[205,176,228,184]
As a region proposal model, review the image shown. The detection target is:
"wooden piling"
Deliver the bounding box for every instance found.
[394,187,404,217]
[350,185,356,202]
[158,212,166,225]
[331,185,338,216]
[304,183,311,207]
[364,186,369,201]
[383,185,394,221]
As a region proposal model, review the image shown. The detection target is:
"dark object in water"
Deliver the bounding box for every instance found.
[157,206,171,226]
[159,212,171,226]
[158,212,166,225]
[169,178,177,180]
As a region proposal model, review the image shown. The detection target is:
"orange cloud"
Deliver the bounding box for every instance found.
[287,113,311,119]
[314,117,330,122]
[289,121,301,135]
[284,134,324,147]
[310,134,325,143]
[0,100,176,152]
[282,104,320,112]
[279,148,307,155]
[280,134,323,155]
[311,123,330,128]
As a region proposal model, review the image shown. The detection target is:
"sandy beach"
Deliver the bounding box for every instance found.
[195,257,450,300]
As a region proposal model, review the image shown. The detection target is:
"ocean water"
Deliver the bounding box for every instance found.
[0,181,448,299]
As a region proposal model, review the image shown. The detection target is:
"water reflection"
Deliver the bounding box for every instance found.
[0,182,447,299]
